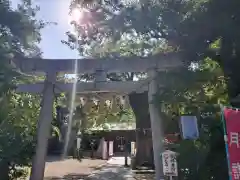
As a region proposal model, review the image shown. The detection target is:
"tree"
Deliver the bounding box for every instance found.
[64,0,236,175]
[165,0,240,104]
[157,59,228,179]
[0,92,41,179]
[80,0,240,104]
[0,0,46,179]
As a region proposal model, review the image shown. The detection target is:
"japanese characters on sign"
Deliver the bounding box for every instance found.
[224,108,240,180]
[230,132,240,148]
[170,154,178,176]
[162,153,170,174]
[162,150,178,176]
[232,162,240,179]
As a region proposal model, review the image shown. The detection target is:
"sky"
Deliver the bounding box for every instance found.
[11,0,137,79]
[36,0,78,59]
[13,0,77,59]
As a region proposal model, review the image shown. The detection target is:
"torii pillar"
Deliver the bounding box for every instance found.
[30,71,56,180]
[148,68,165,180]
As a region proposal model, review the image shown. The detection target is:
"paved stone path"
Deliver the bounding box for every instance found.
[86,157,134,180]
[44,156,155,180]
[86,165,134,180]
[86,157,155,180]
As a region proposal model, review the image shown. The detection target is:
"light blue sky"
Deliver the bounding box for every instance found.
[36,0,77,59]
[13,0,77,59]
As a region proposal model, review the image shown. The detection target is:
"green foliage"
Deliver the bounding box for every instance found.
[72,100,135,131]
[157,59,228,179]
[0,0,47,179]
[158,59,227,115]
[65,0,239,179]
[0,92,41,179]
[66,0,240,101]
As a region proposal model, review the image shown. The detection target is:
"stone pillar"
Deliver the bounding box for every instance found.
[30,71,56,180]
[148,68,165,180]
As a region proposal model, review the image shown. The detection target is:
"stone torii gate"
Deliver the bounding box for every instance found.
[12,54,181,180]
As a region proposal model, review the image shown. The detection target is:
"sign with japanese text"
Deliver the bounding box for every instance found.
[224,108,240,180]
[162,150,178,176]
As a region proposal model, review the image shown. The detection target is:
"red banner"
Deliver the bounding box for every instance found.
[224,108,240,180]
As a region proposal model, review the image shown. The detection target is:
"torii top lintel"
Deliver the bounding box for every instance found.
[11,53,182,73]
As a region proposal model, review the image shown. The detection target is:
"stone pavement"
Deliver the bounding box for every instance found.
[86,164,135,180]
[86,157,134,180]
[86,157,155,180]
[43,156,155,180]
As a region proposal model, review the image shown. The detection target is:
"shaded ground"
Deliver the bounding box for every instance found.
[44,156,155,180]
[85,157,155,180]
[44,156,106,179]
[86,164,155,180]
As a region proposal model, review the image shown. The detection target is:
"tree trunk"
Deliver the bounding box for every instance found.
[0,161,9,180]
[129,92,154,168]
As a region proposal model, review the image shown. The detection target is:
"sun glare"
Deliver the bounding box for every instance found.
[69,8,83,24]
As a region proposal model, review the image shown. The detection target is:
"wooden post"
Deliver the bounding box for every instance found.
[90,139,94,159]
[148,68,165,180]
[124,141,128,166]
[30,71,56,180]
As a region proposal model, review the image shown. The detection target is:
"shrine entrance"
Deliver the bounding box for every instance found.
[114,136,125,153]
[13,54,181,180]
[84,130,135,157]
